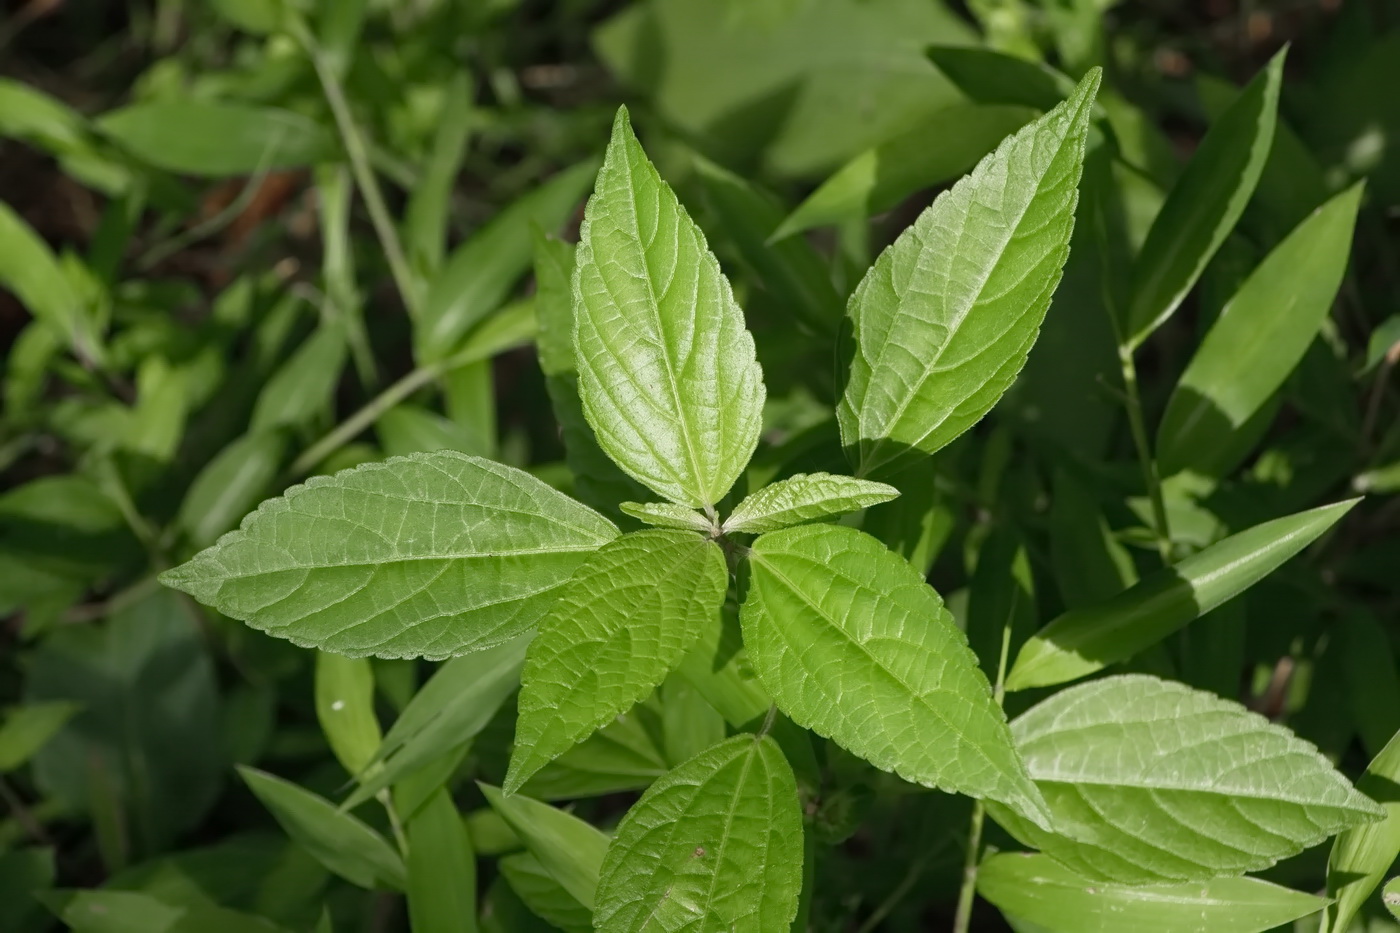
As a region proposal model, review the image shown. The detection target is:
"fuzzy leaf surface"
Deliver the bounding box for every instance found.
[837,70,1099,475]
[723,473,898,534]
[573,107,765,507]
[161,452,618,659]
[506,530,727,792]
[618,502,715,533]
[594,735,803,933]
[988,675,1384,883]
[742,523,1050,827]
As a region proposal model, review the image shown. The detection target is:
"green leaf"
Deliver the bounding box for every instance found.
[1008,498,1357,690]
[518,702,669,801]
[1156,183,1363,477]
[160,452,618,659]
[499,853,591,933]
[238,766,406,891]
[1124,50,1283,348]
[837,70,1099,476]
[249,323,348,432]
[724,472,898,535]
[594,735,804,933]
[771,103,1035,241]
[1325,728,1400,933]
[418,160,596,363]
[978,852,1326,933]
[343,636,528,810]
[404,73,474,277]
[314,652,381,777]
[0,701,80,772]
[0,848,54,931]
[618,502,714,533]
[479,784,609,910]
[406,788,477,933]
[506,530,727,793]
[988,675,1384,884]
[926,46,1080,111]
[98,101,337,176]
[0,203,103,365]
[1386,878,1400,921]
[573,107,765,508]
[742,523,1050,827]
[177,432,287,548]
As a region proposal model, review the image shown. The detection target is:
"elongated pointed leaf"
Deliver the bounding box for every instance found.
[314,652,380,777]
[979,852,1326,933]
[99,101,337,176]
[618,502,714,533]
[161,452,618,659]
[500,853,591,933]
[988,675,1384,884]
[1124,50,1283,347]
[479,785,608,910]
[838,70,1099,476]
[573,107,765,507]
[506,530,728,793]
[723,473,898,534]
[742,523,1050,827]
[406,789,477,933]
[594,735,803,933]
[1325,728,1400,933]
[1008,499,1357,691]
[1157,184,1363,477]
[238,766,406,891]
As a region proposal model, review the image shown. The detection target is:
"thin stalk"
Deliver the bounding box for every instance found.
[952,606,1016,933]
[1119,346,1172,564]
[296,23,421,319]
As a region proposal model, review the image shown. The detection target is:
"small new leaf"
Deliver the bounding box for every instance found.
[506,530,728,793]
[594,735,804,933]
[723,472,899,534]
[619,501,715,533]
[838,69,1099,475]
[988,675,1384,884]
[742,523,1051,828]
[161,452,618,659]
[573,107,766,507]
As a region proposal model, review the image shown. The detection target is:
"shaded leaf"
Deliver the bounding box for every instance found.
[479,784,608,910]
[1325,728,1400,933]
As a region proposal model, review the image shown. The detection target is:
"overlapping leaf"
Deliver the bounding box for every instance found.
[506,530,728,793]
[837,70,1099,476]
[618,502,714,533]
[1325,728,1400,933]
[573,107,765,508]
[723,472,898,534]
[988,675,1384,883]
[161,452,618,659]
[741,523,1050,827]
[594,735,803,933]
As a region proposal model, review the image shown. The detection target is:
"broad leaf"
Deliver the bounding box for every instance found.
[594,735,804,933]
[99,101,337,176]
[742,523,1050,827]
[979,852,1326,933]
[1008,499,1357,690]
[506,530,728,792]
[238,767,406,891]
[573,107,765,508]
[988,675,1384,883]
[838,69,1099,476]
[479,785,608,910]
[1325,728,1400,933]
[723,472,898,534]
[1124,50,1283,347]
[618,502,714,533]
[161,452,618,659]
[1157,184,1363,477]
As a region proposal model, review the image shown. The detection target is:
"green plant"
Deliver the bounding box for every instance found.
[154,61,1385,933]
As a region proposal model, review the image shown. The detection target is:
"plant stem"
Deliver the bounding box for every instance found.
[299,24,421,319]
[1119,346,1173,564]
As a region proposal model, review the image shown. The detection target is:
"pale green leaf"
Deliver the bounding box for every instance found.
[1008,498,1357,690]
[979,852,1326,933]
[1386,878,1400,921]
[1124,50,1283,347]
[238,766,406,891]
[506,530,727,792]
[723,472,898,534]
[99,101,337,176]
[1157,183,1363,477]
[249,323,348,432]
[594,735,804,933]
[479,784,608,910]
[618,502,715,533]
[988,675,1384,884]
[176,431,287,548]
[1326,728,1400,933]
[573,107,765,508]
[314,652,381,777]
[742,523,1050,827]
[837,70,1099,475]
[0,203,102,365]
[160,452,618,660]
[406,788,477,933]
